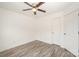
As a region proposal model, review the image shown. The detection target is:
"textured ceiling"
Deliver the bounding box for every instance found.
[0,2,79,18]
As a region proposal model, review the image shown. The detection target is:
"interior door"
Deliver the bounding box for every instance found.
[63,11,78,56]
[51,17,64,45]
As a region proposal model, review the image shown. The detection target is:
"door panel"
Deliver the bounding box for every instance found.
[64,11,78,56]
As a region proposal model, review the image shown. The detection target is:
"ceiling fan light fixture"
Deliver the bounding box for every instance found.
[32,8,37,12]
[23,2,46,15]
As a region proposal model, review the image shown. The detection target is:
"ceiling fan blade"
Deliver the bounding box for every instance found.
[34,11,36,15]
[23,8,32,11]
[35,2,45,7]
[24,2,33,7]
[38,9,46,13]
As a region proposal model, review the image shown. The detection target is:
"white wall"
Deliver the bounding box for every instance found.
[0,8,35,52]
[35,16,51,43]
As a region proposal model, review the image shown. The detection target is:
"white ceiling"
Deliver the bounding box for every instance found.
[0,2,79,18]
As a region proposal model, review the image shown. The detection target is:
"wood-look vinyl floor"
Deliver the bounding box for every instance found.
[0,40,76,57]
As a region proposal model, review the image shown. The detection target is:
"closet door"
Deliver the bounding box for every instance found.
[51,17,64,45]
[63,11,78,56]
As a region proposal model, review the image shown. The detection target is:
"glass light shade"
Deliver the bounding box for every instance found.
[32,8,37,12]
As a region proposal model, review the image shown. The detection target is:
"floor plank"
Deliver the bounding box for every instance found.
[0,40,76,57]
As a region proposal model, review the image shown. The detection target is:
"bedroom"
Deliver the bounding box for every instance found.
[0,2,79,57]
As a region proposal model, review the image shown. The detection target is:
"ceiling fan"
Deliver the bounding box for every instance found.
[23,2,46,15]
